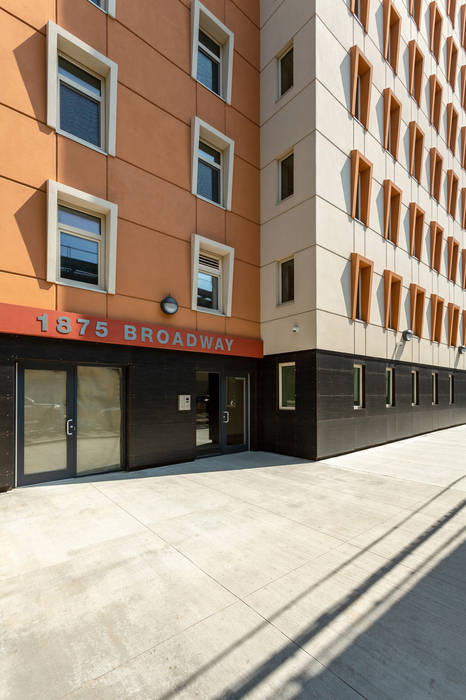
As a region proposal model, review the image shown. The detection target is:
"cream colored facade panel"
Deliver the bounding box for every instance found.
[261,197,315,266]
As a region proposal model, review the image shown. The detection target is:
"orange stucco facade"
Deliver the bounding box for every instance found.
[0,0,260,338]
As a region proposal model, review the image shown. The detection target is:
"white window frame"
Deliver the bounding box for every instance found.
[191,0,234,104]
[278,256,295,305]
[278,150,294,202]
[191,116,235,211]
[354,363,364,409]
[47,21,118,156]
[197,251,223,313]
[386,367,394,407]
[47,179,118,294]
[278,362,296,411]
[411,370,419,406]
[277,43,294,99]
[191,234,234,316]
[88,0,116,16]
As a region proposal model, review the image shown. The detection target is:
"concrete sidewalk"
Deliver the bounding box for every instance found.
[1,427,466,699]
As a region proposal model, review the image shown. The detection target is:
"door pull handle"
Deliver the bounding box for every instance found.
[66,419,74,436]
[223,410,230,424]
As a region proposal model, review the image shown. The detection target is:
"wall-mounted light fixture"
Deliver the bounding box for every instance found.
[292,323,299,333]
[402,329,413,342]
[160,295,178,315]
[458,345,466,354]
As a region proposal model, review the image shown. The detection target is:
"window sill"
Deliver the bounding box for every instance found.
[88,1,108,15]
[196,79,226,103]
[195,193,226,211]
[277,193,295,206]
[353,405,364,410]
[277,299,295,307]
[56,279,109,294]
[279,407,295,411]
[56,129,109,157]
[196,306,226,317]
[276,85,294,103]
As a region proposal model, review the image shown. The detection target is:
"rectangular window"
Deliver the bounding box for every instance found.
[448,302,460,346]
[383,88,401,159]
[429,2,443,62]
[447,0,457,26]
[430,148,443,202]
[429,75,442,132]
[351,150,373,226]
[432,372,438,405]
[191,234,234,316]
[353,364,364,409]
[409,40,424,105]
[462,248,466,289]
[58,205,102,288]
[47,179,118,295]
[383,0,401,73]
[58,56,104,150]
[449,374,455,404]
[462,188,466,230]
[280,152,294,201]
[197,141,221,205]
[409,121,424,183]
[409,0,422,27]
[447,236,460,283]
[197,29,221,96]
[411,370,419,406]
[384,270,402,331]
[386,368,394,407]
[383,180,402,244]
[447,171,459,219]
[351,253,373,323]
[351,0,370,31]
[350,46,372,129]
[197,251,221,311]
[191,1,234,103]
[431,294,445,343]
[279,362,296,410]
[410,283,426,338]
[280,258,294,303]
[430,222,443,273]
[447,104,458,155]
[446,37,458,90]
[409,202,425,260]
[279,46,293,97]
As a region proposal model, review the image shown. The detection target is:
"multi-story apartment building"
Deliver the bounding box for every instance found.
[1,0,466,491]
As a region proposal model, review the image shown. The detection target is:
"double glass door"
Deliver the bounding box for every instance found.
[196,372,248,454]
[18,363,122,486]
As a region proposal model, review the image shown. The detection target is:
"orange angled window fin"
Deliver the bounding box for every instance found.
[383,0,401,73]
[461,5,466,49]
[460,66,466,110]
[462,249,466,288]
[383,270,402,331]
[461,128,466,169]
[430,221,444,272]
[463,310,466,345]
[410,283,426,337]
[409,121,424,182]
[429,75,442,131]
[383,88,401,158]
[447,236,460,282]
[446,104,458,155]
[384,180,402,244]
[430,2,443,62]
[430,148,443,201]
[447,0,457,26]
[409,41,424,104]
[409,202,425,259]
[446,37,458,90]
[410,0,422,27]
[447,170,459,219]
[350,46,373,130]
[351,0,370,32]
[448,302,460,346]
[351,252,374,323]
[431,294,445,342]
[462,188,466,228]
[351,150,373,226]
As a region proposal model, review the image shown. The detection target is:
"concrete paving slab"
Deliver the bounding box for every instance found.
[1,426,466,698]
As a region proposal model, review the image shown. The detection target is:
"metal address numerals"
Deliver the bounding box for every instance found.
[36,313,108,337]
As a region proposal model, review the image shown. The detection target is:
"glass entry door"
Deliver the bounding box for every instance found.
[18,364,123,486]
[195,371,248,455]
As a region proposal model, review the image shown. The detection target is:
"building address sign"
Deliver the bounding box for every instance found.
[0,303,263,358]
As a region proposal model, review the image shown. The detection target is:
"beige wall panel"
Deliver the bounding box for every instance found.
[261,246,315,322]
[317,310,354,355]
[0,272,54,308]
[0,105,55,190]
[0,11,47,122]
[315,135,348,214]
[316,22,349,110]
[260,0,314,70]
[262,311,316,355]
[261,83,314,168]
[315,248,351,318]
[261,197,315,266]
[315,84,352,159]
[315,198,352,258]
[366,324,389,360]
[0,179,46,279]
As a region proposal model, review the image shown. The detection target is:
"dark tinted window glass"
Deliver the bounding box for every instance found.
[198,50,220,94]
[199,141,221,164]
[58,57,101,96]
[281,258,294,303]
[199,30,221,57]
[60,232,99,285]
[60,83,100,147]
[89,0,104,7]
[280,47,293,96]
[58,206,101,235]
[280,153,294,199]
[198,161,220,203]
[197,272,219,309]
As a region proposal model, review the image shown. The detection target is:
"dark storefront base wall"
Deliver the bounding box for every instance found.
[0,334,259,492]
[258,349,466,462]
